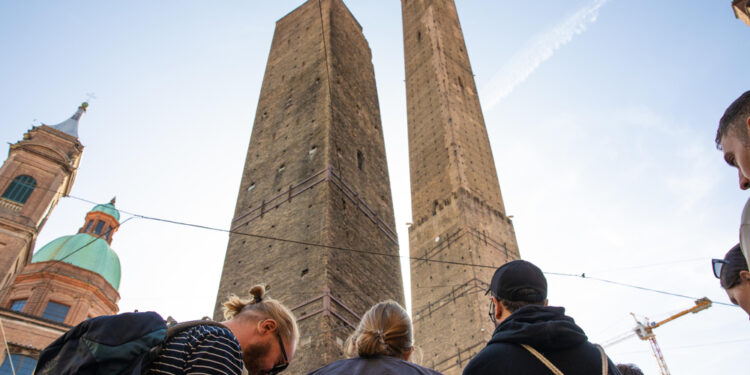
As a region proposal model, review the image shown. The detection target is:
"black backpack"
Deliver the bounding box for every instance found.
[34,311,226,375]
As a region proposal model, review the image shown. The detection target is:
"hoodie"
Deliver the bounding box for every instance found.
[463,305,621,375]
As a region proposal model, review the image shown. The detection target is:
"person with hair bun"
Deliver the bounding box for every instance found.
[306,300,442,375]
[147,285,299,375]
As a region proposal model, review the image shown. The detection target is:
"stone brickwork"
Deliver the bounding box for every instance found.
[401,0,520,373]
[213,1,403,373]
[733,0,750,27]
[0,124,83,290]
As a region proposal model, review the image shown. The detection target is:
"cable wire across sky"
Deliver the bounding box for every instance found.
[53,194,739,309]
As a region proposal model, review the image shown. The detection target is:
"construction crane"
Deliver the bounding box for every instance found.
[603,297,712,375]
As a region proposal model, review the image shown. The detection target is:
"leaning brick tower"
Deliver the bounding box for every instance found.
[214,0,403,373]
[401,1,520,373]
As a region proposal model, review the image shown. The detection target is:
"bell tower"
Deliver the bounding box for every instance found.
[0,103,86,290]
[402,1,520,373]
[214,1,403,374]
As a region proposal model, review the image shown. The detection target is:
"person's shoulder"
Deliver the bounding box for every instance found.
[403,361,443,375]
[379,356,443,375]
[306,358,356,374]
[181,324,236,340]
[463,342,522,374]
[172,324,240,353]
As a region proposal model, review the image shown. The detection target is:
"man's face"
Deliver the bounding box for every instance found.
[720,126,750,190]
[725,271,750,320]
[242,330,296,375]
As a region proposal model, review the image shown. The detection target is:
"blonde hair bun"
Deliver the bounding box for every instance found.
[250,285,266,302]
[345,300,413,359]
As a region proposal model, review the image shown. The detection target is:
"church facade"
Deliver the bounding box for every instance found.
[0,104,122,374]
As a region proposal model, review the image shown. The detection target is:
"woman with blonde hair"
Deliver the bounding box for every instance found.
[307,300,442,375]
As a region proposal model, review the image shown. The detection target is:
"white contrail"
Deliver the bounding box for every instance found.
[482,0,609,110]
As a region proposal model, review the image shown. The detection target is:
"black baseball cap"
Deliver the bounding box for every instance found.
[486,260,547,303]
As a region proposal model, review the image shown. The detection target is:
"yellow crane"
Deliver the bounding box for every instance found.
[603,297,712,375]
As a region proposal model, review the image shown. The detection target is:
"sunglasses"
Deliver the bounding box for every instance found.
[712,258,743,289]
[267,332,289,375]
[712,259,727,279]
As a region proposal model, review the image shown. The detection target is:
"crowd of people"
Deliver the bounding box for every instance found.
[145,260,627,375]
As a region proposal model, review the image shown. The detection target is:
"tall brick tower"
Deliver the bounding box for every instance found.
[214,1,403,373]
[0,103,86,291]
[401,1,520,373]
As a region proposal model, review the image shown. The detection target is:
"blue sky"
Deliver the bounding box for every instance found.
[1,1,749,373]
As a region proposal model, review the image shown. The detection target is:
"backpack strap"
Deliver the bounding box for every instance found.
[594,344,608,375]
[521,344,610,375]
[520,344,564,375]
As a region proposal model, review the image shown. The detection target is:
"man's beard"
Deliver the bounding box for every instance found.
[242,340,272,375]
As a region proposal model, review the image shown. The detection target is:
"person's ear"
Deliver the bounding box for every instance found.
[745,116,750,133]
[493,297,504,320]
[739,270,750,282]
[257,319,278,335]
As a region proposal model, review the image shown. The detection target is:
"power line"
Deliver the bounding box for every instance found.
[0,183,737,309]
[586,257,706,273]
[65,195,740,308]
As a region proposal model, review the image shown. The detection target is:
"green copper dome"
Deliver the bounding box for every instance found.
[31,233,121,290]
[91,202,120,221]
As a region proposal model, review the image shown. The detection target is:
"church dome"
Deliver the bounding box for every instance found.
[31,233,121,290]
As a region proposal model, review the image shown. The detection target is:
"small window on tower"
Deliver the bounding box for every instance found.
[41,301,70,323]
[357,150,364,171]
[9,299,26,312]
[1,175,36,204]
[85,220,94,232]
[94,221,105,235]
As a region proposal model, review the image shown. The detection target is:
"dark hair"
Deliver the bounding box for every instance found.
[616,363,644,375]
[716,90,750,149]
[498,288,546,312]
[720,244,749,289]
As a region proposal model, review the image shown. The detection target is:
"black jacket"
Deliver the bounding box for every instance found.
[463,305,621,375]
[307,355,443,375]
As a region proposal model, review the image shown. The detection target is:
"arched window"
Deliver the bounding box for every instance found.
[1,175,36,204]
[0,353,37,375]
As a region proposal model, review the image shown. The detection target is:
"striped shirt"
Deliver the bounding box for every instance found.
[146,325,244,375]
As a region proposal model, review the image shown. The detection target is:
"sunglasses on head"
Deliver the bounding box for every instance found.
[267,332,289,375]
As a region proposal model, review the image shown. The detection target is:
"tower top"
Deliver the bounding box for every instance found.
[48,102,88,138]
